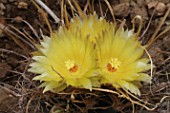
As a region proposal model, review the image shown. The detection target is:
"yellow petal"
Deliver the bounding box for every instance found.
[80,78,92,90]
[136,73,151,83]
[116,80,141,96]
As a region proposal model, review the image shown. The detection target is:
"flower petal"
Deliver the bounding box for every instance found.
[80,78,92,90]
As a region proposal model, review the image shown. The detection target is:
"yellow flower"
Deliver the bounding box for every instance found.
[29,28,99,92]
[29,14,110,93]
[29,13,151,95]
[97,27,151,95]
[68,14,111,42]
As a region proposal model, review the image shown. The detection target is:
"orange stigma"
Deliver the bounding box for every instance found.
[107,58,121,72]
[65,60,78,73]
[69,64,78,73]
[107,63,117,72]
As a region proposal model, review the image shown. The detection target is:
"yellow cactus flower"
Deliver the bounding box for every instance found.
[97,27,151,96]
[29,14,111,93]
[29,28,99,93]
[69,14,111,42]
[29,13,151,95]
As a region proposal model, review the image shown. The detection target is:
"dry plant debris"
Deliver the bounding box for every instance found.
[0,0,169,113]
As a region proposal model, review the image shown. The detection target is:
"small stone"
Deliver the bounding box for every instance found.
[147,1,166,16]
[136,0,145,7]
[18,2,28,9]
[146,0,151,4]
[0,3,6,10]
[130,1,148,21]
[0,3,6,15]
[156,2,166,16]
[113,3,130,17]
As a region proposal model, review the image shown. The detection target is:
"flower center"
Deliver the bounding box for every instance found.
[107,58,121,72]
[65,60,78,73]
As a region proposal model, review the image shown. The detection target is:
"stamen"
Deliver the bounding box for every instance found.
[69,65,78,73]
[107,58,121,72]
[107,63,117,72]
[65,60,78,73]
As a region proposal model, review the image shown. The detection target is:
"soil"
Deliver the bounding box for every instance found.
[0,0,170,113]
